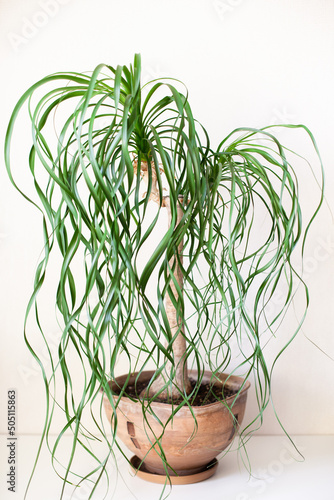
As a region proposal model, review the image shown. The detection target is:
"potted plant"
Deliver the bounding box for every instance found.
[5,54,323,495]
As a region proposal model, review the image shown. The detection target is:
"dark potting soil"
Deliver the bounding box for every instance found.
[118,378,238,406]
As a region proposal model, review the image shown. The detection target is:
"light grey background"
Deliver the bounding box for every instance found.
[0,0,333,441]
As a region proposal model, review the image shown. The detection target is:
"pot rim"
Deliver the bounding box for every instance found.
[103,369,251,410]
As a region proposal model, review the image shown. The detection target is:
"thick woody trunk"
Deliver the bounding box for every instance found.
[143,196,192,400]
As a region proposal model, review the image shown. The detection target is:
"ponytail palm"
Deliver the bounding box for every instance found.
[5,54,323,496]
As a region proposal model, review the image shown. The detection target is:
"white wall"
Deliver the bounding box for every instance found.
[1,0,334,439]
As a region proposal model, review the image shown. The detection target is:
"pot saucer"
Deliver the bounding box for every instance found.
[130,455,218,485]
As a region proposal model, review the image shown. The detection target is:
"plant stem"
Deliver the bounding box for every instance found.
[142,196,192,400]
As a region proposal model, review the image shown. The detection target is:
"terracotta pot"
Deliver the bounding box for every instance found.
[103,370,250,478]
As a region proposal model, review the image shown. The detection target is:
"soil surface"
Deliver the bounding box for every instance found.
[117,378,238,406]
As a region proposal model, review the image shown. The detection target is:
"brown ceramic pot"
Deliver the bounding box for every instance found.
[103,369,250,478]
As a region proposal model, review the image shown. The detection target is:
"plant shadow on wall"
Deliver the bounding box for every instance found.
[5,55,324,498]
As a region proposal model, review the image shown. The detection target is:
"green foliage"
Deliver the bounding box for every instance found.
[5,54,323,498]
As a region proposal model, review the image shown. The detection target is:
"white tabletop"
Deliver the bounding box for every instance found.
[0,435,333,500]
